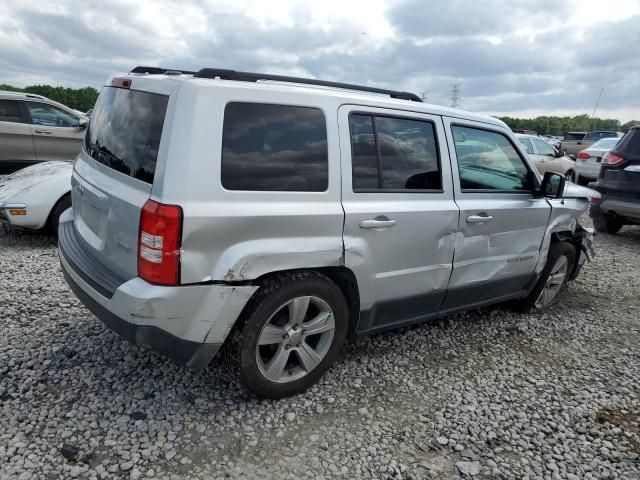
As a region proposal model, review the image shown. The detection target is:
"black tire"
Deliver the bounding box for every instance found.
[565,170,575,183]
[576,176,590,187]
[235,271,349,399]
[592,214,623,234]
[47,193,71,237]
[516,242,576,312]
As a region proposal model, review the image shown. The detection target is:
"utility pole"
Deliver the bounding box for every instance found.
[590,87,604,118]
[449,82,461,108]
[420,91,429,102]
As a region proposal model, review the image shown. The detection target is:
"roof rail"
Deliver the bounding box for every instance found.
[130,66,195,75]
[193,68,423,102]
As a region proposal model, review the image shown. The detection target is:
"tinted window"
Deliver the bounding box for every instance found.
[221,103,328,192]
[350,114,442,191]
[615,129,640,158]
[533,138,555,156]
[26,102,78,127]
[85,87,168,184]
[584,131,618,141]
[518,137,534,154]
[350,114,379,189]
[452,126,531,192]
[564,133,585,141]
[0,100,23,123]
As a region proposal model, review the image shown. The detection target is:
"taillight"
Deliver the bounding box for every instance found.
[602,151,625,166]
[577,151,590,160]
[112,77,132,89]
[591,196,601,205]
[138,199,183,285]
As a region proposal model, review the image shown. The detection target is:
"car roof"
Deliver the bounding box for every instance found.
[0,90,47,100]
[515,133,544,140]
[117,71,507,129]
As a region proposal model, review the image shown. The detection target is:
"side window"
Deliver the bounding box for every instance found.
[350,114,442,191]
[221,103,328,192]
[26,102,79,127]
[0,100,23,123]
[533,138,555,156]
[452,126,531,192]
[518,137,534,154]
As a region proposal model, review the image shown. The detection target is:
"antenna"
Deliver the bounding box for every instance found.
[590,87,604,118]
[421,90,429,102]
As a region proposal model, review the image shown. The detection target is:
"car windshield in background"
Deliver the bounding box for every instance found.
[591,138,619,150]
[85,87,168,184]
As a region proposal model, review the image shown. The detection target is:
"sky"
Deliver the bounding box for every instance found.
[1,0,639,121]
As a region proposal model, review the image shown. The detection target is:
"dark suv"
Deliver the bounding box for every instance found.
[590,126,640,233]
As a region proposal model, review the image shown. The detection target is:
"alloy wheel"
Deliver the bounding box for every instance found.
[255,296,335,383]
[534,255,569,308]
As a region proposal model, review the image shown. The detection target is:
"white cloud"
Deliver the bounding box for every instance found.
[0,0,638,121]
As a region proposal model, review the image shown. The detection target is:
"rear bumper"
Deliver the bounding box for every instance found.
[58,215,258,369]
[592,194,640,223]
[575,164,600,180]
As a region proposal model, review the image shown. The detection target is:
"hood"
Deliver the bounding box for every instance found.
[0,161,73,193]
[564,182,600,200]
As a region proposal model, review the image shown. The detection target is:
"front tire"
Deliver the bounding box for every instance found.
[565,170,575,183]
[237,272,348,399]
[47,193,71,237]
[517,242,576,312]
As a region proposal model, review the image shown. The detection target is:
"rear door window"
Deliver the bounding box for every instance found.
[85,87,169,184]
[350,114,442,191]
[221,103,328,192]
[0,99,24,123]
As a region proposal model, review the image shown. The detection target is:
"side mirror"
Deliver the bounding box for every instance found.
[537,171,565,198]
[78,118,88,129]
[555,149,566,158]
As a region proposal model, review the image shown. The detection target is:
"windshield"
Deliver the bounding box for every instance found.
[84,87,168,184]
[591,138,619,150]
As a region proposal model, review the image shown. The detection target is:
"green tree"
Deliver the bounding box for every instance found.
[0,83,99,111]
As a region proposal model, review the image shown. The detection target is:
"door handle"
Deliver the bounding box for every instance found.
[466,214,493,224]
[359,217,397,229]
[34,130,52,134]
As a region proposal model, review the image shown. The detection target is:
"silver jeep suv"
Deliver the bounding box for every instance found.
[58,67,595,398]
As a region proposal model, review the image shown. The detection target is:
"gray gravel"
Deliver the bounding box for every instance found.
[1,223,640,480]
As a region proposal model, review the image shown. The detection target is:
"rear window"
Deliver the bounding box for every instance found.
[85,87,168,184]
[564,133,585,141]
[221,102,328,192]
[584,131,619,141]
[614,129,640,158]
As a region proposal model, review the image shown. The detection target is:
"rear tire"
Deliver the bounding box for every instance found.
[47,193,71,237]
[516,242,576,312]
[593,214,623,234]
[236,271,349,399]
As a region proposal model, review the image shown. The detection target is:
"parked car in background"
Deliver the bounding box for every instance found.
[0,91,87,174]
[590,126,640,234]
[575,137,620,186]
[560,131,623,158]
[58,66,596,398]
[0,161,71,234]
[516,133,577,182]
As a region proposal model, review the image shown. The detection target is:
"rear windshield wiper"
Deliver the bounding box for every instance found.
[87,142,122,163]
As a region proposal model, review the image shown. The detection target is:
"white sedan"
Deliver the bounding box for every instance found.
[0,161,72,234]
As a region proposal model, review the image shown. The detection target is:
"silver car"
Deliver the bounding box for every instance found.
[576,137,620,186]
[516,133,578,182]
[0,91,87,174]
[58,67,596,398]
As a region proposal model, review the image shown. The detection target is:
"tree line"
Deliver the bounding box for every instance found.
[0,84,99,112]
[498,114,639,136]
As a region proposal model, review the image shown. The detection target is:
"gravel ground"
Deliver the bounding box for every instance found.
[1,223,640,480]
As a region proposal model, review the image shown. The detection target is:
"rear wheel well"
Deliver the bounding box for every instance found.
[253,267,360,340]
